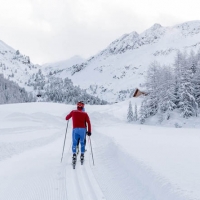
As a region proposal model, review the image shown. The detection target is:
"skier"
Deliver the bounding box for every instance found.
[65,101,92,165]
[76,106,87,154]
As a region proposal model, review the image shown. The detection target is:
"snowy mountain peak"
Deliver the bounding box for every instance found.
[175,20,200,36]
[149,23,162,30]
[0,40,15,52]
[0,40,41,92]
[42,55,86,75]
[110,31,139,46]
[92,31,140,58]
[43,20,200,102]
[97,23,165,57]
[2,20,200,103]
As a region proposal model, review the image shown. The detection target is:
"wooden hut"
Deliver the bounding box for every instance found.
[133,88,147,97]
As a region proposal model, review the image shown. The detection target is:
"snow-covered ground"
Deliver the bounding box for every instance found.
[0,101,200,200]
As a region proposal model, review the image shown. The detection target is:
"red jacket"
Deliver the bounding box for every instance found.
[65,110,91,132]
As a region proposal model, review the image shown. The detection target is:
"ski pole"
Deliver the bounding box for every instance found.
[88,136,95,165]
[61,120,69,163]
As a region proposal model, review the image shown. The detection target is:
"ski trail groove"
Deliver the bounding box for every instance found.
[83,153,105,200]
[65,151,84,200]
[80,165,97,200]
[74,164,85,200]
[90,130,188,200]
[76,159,90,200]
[76,149,106,200]
[65,149,106,200]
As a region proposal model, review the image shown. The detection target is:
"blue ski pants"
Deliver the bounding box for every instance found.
[72,128,86,154]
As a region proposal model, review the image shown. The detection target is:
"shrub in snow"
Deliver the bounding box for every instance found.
[174,123,182,128]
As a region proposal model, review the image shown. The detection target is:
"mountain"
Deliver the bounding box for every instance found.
[0,40,41,92]
[42,20,200,102]
[2,20,200,103]
[0,41,104,104]
[42,55,85,74]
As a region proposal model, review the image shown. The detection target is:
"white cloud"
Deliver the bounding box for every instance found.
[0,0,199,64]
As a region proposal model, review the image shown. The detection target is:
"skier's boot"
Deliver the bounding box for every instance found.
[80,153,84,165]
[72,153,76,169]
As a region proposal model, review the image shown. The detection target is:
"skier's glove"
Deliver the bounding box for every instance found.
[86,132,92,136]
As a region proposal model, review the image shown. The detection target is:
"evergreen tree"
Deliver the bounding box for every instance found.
[139,101,147,124]
[143,61,160,117]
[193,65,200,109]
[189,50,197,74]
[127,101,134,122]
[43,76,107,105]
[178,55,197,118]
[134,104,138,121]
[140,50,200,123]
[173,51,188,106]
[0,74,35,104]
[159,66,176,119]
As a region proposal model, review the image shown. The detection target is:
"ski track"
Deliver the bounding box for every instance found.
[91,129,189,200]
[62,140,83,200]
[0,136,69,200]
[65,144,105,200]
[0,105,192,200]
[0,129,62,162]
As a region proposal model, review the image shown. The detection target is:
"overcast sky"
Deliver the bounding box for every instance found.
[0,0,200,65]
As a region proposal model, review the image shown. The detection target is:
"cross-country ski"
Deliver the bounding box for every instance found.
[72,153,77,169]
[80,153,84,165]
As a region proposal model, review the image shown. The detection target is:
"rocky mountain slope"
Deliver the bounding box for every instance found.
[0,40,40,92]
[0,40,104,104]
[43,20,200,102]
[2,21,200,102]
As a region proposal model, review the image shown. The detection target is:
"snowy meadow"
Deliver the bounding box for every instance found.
[0,101,200,200]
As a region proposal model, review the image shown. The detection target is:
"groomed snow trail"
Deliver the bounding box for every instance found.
[90,130,188,200]
[63,134,106,200]
[0,135,69,200]
[0,103,106,200]
[0,103,194,200]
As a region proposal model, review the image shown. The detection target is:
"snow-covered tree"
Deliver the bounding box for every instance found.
[177,53,197,118]
[158,66,176,119]
[133,104,138,121]
[143,61,160,117]
[139,101,148,124]
[43,76,107,105]
[127,101,134,122]
[140,49,200,123]
[193,65,200,109]
[0,74,35,104]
